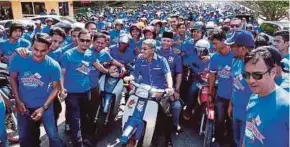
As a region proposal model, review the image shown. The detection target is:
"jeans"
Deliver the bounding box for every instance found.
[0,98,7,147]
[233,118,245,147]
[171,100,182,127]
[186,79,199,112]
[17,106,62,147]
[65,91,93,147]
[215,96,230,144]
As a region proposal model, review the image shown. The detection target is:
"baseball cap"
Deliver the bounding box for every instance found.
[225,30,254,48]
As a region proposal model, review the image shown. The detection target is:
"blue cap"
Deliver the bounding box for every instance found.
[225,30,255,48]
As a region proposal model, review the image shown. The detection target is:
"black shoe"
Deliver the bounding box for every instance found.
[166,138,173,147]
[173,125,183,135]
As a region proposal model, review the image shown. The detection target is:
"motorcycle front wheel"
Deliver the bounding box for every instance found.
[94,112,106,139]
[203,119,214,147]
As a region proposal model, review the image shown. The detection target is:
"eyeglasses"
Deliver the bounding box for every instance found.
[242,68,271,80]
[230,24,240,28]
[79,39,91,43]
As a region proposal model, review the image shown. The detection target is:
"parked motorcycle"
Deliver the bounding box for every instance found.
[120,81,171,147]
[93,67,124,138]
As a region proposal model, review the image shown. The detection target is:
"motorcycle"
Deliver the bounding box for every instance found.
[120,81,170,147]
[195,72,215,147]
[93,66,124,138]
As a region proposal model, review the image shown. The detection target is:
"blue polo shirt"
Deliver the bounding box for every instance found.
[209,51,233,99]
[157,48,182,77]
[110,44,136,65]
[232,58,252,121]
[61,47,91,93]
[85,48,113,88]
[133,54,171,89]
[129,39,143,54]
[181,38,197,66]
[244,86,289,147]
[0,38,31,62]
[109,29,121,45]
[9,53,61,108]
[42,25,52,34]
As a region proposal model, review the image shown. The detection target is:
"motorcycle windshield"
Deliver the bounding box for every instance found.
[105,77,119,92]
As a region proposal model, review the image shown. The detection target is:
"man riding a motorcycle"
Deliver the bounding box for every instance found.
[124,39,175,146]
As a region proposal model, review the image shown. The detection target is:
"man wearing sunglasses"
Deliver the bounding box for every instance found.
[9,33,62,146]
[225,30,255,147]
[209,28,234,146]
[61,29,114,146]
[243,47,289,147]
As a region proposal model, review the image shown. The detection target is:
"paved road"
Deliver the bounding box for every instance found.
[11,102,205,147]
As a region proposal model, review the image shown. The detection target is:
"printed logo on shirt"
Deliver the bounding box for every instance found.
[168,56,174,63]
[245,118,265,145]
[76,61,90,75]
[218,67,231,79]
[233,75,245,91]
[21,72,44,88]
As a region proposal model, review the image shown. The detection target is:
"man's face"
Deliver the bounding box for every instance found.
[11,29,22,40]
[230,19,241,32]
[50,34,64,50]
[192,30,202,41]
[71,31,80,46]
[131,28,140,39]
[87,23,97,35]
[274,35,289,52]
[77,33,91,51]
[93,37,106,52]
[145,31,154,39]
[211,39,224,52]
[32,41,49,62]
[161,38,172,49]
[141,43,154,59]
[178,24,186,35]
[47,21,53,26]
[154,24,161,33]
[231,44,244,58]
[170,17,178,30]
[115,24,122,31]
[245,58,275,95]
[119,42,129,51]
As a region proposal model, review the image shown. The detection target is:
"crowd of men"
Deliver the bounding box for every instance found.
[0,2,288,147]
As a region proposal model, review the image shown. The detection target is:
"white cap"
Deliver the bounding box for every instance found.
[35,20,41,24]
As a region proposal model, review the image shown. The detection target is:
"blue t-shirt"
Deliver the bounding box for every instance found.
[61,48,91,93]
[47,48,63,63]
[60,43,74,53]
[181,39,197,66]
[23,32,34,43]
[133,54,170,89]
[275,74,290,92]
[129,39,143,54]
[9,53,61,108]
[42,25,52,34]
[232,58,252,121]
[110,44,136,65]
[34,27,42,35]
[157,48,182,77]
[109,29,121,45]
[244,86,289,147]
[0,38,31,62]
[209,51,233,99]
[85,48,113,88]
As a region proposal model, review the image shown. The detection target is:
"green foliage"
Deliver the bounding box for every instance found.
[239,1,289,21]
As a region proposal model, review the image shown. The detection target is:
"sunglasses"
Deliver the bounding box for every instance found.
[79,39,91,43]
[230,24,240,28]
[242,68,271,80]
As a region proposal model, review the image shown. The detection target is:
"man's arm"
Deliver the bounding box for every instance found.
[208,73,216,102]
[111,59,126,72]
[175,73,182,92]
[92,61,109,74]
[10,72,27,113]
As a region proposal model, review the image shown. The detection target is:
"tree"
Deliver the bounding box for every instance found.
[238,1,289,21]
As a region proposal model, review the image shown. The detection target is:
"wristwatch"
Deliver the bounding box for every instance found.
[42,105,48,111]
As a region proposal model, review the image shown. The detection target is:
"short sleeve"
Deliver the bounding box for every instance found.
[99,51,113,63]
[50,61,62,82]
[60,52,70,69]
[9,54,22,73]
[209,54,218,73]
[175,55,182,73]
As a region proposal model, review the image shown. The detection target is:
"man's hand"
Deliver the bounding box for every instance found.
[228,101,233,119]
[208,95,213,104]
[165,88,175,96]
[31,107,45,121]
[15,100,27,114]
[201,56,210,62]
[121,66,126,74]
[16,47,30,58]
[124,76,134,83]
[173,92,180,100]
[59,88,67,100]
[0,56,7,63]
[108,65,118,74]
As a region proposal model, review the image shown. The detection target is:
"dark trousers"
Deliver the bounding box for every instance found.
[88,87,100,127]
[65,91,92,147]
